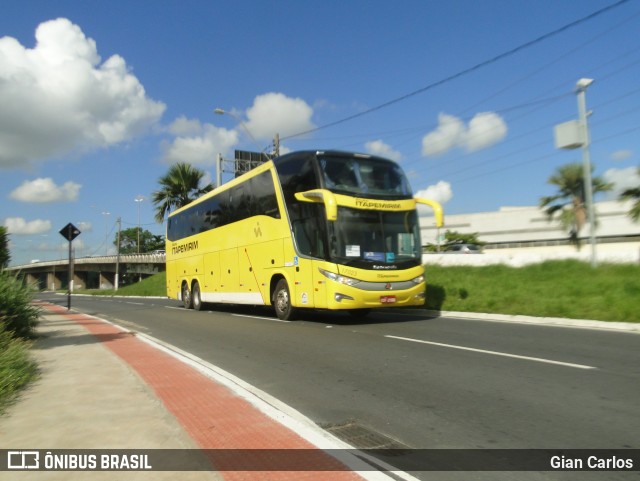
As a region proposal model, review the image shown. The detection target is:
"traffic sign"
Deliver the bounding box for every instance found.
[59,223,81,242]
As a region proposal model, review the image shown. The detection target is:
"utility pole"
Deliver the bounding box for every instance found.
[576,79,597,268]
[553,78,597,268]
[274,133,280,157]
[115,217,121,291]
[216,153,223,188]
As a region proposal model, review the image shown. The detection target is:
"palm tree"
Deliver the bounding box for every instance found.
[619,167,640,222]
[539,162,612,249]
[152,163,214,223]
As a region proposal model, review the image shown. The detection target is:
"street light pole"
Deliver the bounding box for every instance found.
[214,108,277,155]
[134,195,144,254]
[576,78,597,268]
[101,211,110,255]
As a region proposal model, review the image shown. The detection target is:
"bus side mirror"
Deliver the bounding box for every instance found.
[294,189,338,221]
[415,198,444,228]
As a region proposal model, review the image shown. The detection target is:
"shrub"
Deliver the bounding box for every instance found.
[0,271,40,412]
[0,325,38,413]
[0,271,40,339]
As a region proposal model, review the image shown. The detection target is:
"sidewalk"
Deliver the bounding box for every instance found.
[0,303,378,480]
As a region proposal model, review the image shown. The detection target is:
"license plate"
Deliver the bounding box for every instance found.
[380,295,396,304]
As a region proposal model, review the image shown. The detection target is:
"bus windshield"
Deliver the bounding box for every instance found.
[330,207,422,269]
[319,155,413,198]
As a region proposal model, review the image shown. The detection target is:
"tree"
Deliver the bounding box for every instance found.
[114,228,165,254]
[619,167,640,222]
[0,226,10,269]
[539,162,612,249]
[424,230,484,252]
[152,163,214,223]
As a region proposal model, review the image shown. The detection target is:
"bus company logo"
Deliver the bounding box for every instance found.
[8,451,39,470]
[171,240,198,255]
[354,199,402,210]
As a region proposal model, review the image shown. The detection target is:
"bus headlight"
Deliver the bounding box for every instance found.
[412,275,425,284]
[319,268,361,286]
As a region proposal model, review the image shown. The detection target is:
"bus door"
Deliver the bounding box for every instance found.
[239,245,262,299]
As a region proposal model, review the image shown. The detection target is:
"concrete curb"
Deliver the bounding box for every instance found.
[417,309,640,333]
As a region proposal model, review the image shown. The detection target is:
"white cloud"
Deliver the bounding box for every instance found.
[244,92,315,141]
[10,177,81,203]
[162,118,238,166]
[422,112,507,156]
[77,221,93,233]
[421,114,465,157]
[0,18,165,168]
[465,112,508,152]
[415,181,453,205]
[364,140,402,162]
[168,116,203,136]
[603,167,640,198]
[4,217,52,235]
[610,150,633,161]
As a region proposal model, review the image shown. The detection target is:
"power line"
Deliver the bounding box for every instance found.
[280,0,631,142]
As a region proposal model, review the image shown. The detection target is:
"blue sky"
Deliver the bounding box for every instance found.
[2,0,640,265]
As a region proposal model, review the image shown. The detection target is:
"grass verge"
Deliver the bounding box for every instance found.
[424,260,640,323]
[75,261,640,323]
[78,271,166,297]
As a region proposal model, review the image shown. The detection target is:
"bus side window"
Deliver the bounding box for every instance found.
[251,171,280,219]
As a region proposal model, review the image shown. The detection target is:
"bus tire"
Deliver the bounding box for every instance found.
[273,278,296,321]
[192,281,203,311]
[182,282,193,309]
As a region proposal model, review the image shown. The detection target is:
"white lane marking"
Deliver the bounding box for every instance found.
[232,313,291,323]
[384,335,597,370]
[164,306,183,310]
[125,301,145,305]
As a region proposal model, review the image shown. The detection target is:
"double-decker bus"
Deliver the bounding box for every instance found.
[165,150,443,320]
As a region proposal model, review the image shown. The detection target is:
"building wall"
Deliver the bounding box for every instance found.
[419,199,640,264]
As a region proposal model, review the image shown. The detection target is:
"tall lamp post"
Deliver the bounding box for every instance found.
[576,78,597,268]
[213,108,279,179]
[554,78,597,268]
[101,211,110,255]
[214,108,265,152]
[134,195,144,254]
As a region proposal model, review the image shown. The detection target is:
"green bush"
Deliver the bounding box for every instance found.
[0,325,38,413]
[0,271,40,339]
[0,271,40,412]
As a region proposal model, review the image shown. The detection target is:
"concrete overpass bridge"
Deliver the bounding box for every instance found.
[6,253,166,291]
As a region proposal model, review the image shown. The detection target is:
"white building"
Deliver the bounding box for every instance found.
[419,200,640,266]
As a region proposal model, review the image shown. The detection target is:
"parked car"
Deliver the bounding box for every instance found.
[444,244,482,254]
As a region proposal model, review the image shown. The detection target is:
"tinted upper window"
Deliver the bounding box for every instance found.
[167,169,280,241]
[318,156,412,198]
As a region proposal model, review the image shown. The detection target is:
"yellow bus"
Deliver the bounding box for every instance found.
[166,150,443,320]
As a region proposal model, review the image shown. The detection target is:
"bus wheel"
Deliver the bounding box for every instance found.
[192,282,202,311]
[182,282,193,309]
[274,279,296,321]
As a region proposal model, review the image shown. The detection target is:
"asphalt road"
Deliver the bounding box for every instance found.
[38,293,640,479]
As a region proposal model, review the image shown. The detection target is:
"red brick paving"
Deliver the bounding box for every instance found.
[40,302,364,480]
